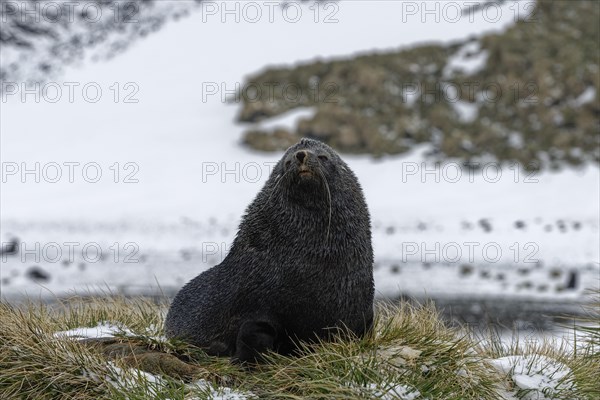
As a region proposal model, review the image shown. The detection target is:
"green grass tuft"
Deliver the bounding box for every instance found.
[1,296,598,399]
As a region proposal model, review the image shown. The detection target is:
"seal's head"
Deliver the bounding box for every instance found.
[275,138,354,206]
[284,139,332,180]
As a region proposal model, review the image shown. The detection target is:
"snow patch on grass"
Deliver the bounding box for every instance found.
[53,323,255,399]
[443,40,489,77]
[366,383,422,400]
[54,322,133,339]
[451,100,479,123]
[105,362,166,397]
[489,355,576,400]
[250,106,316,132]
[189,380,257,400]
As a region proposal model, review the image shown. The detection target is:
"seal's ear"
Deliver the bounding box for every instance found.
[232,319,279,365]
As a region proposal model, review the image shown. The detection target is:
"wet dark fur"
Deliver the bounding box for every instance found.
[165,138,374,363]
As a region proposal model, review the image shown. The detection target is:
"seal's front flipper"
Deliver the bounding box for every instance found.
[233,319,278,365]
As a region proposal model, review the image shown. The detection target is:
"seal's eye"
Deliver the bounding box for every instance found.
[318,155,329,161]
[285,160,292,169]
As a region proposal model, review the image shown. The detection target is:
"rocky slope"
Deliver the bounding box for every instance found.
[238,0,599,170]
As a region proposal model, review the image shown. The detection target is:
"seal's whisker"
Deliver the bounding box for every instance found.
[261,168,291,213]
[317,168,332,243]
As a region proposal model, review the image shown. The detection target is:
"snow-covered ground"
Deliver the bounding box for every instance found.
[1,2,599,308]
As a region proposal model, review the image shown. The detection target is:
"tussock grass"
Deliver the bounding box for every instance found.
[568,289,600,397]
[1,296,598,399]
[573,289,600,360]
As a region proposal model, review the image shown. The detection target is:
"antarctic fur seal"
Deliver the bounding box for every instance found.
[165,138,374,363]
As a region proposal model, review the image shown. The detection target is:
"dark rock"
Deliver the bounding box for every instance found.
[514,220,526,229]
[549,268,563,279]
[0,237,19,256]
[518,281,533,290]
[565,270,578,290]
[26,266,50,282]
[461,221,473,230]
[478,219,492,233]
[460,264,474,276]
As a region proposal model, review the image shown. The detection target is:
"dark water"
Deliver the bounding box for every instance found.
[25,285,583,333]
[392,294,585,333]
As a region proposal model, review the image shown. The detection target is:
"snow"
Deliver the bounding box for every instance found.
[572,86,597,107]
[366,383,422,400]
[451,100,479,123]
[105,362,167,397]
[443,40,490,78]
[508,131,524,149]
[189,380,256,400]
[249,107,317,132]
[489,355,576,400]
[54,321,132,339]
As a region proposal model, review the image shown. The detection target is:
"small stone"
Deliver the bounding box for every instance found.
[514,220,526,229]
[0,237,19,256]
[460,264,474,276]
[549,268,562,279]
[518,281,533,289]
[478,219,492,233]
[26,266,51,282]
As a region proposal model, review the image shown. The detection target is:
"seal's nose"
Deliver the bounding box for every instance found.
[295,150,308,164]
